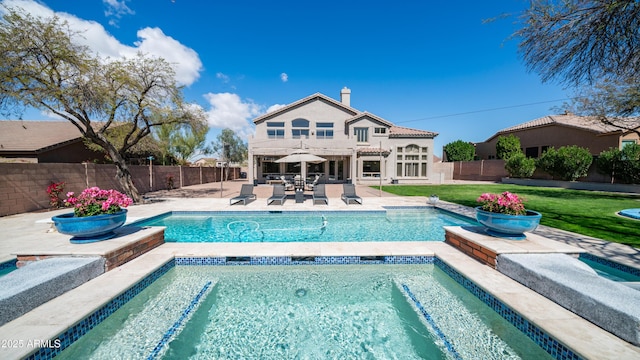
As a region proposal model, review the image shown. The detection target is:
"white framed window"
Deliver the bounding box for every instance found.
[266,122,285,139]
[396,144,429,178]
[362,160,381,177]
[316,122,334,139]
[374,127,387,134]
[354,127,368,143]
[292,129,309,138]
[267,129,284,139]
[292,118,310,139]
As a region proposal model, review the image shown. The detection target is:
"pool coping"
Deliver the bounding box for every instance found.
[1,242,639,360]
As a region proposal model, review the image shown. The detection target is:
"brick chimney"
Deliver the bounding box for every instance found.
[340,87,351,107]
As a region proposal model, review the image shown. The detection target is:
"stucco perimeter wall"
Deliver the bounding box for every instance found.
[0,163,237,216]
[452,159,615,184]
[453,160,506,182]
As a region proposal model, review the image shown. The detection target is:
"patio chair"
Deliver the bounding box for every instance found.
[280,175,294,191]
[306,174,320,191]
[313,184,328,205]
[230,184,256,205]
[341,183,362,205]
[267,184,286,205]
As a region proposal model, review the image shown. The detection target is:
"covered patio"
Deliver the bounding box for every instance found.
[249,147,355,185]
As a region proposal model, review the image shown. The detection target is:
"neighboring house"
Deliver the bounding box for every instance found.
[0,120,104,163]
[192,157,218,167]
[248,88,438,184]
[475,112,640,160]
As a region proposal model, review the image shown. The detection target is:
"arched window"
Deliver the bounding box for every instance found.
[291,118,309,139]
[396,144,428,178]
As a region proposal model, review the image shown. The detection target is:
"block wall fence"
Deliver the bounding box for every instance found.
[0,163,239,217]
[451,159,611,183]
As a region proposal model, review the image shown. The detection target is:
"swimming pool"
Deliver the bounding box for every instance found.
[0,259,17,277]
[55,264,553,360]
[134,208,476,243]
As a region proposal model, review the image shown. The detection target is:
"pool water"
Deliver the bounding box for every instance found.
[135,209,476,243]
[57,265,551,360]
[579,257,640,282]
[0,260,17,277]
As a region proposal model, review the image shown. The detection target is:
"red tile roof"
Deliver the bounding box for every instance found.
[389,125,438,138]
[357,147,391,155]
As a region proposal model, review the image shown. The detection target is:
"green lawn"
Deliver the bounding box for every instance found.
[379,184,640,247]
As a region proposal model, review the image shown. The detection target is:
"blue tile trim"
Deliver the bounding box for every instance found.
[0,258,17,271]
[172,210,388,216]
[401,284,462,360]
[174,255,435,266]
[579,253,640,277]
[175,257,226,265]
[25,260,176,360]
[147,281,212,360]
[383,206,432,210]
[434,258,582,360]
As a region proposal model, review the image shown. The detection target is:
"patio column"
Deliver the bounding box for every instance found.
[350,148,357,184]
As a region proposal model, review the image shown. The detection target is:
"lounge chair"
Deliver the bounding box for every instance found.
[267,184,286,205]
[341,184,362,204]
[230,184,256,205]
[312,184,328,205]
[280,175,294,191]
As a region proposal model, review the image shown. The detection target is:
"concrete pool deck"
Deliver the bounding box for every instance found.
[1,180,640,359]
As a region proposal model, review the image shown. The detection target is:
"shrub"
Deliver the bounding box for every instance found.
[537,145,593,181]
[46,182,65,209]
[505,152,536,178]
[166,174,175,190]
[443,140,475,161]
[598,144,640,184]
[619,144,640,184]
[495,134,522,160]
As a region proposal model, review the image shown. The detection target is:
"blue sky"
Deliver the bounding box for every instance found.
[1,0,572,158]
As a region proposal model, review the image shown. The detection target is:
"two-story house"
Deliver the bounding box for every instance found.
[248,88,438,185]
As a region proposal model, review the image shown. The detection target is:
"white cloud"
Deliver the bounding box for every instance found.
[216,72,230,83]
[102,0,134,27]
[280,73,288,82]
[0,0,202,86]
[203,93,261,139]
[266,104,286,113]
[133,27,202,85]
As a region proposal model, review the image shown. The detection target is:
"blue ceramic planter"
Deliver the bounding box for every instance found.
[475,206,541,240]
[52,210,127,244]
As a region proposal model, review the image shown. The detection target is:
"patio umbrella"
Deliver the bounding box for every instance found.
[275,149,326,182]
[275,149,326,164]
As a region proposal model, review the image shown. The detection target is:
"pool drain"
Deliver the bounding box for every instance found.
[295,288,307,297]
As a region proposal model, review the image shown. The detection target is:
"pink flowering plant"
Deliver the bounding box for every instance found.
[476,191,527,216]
[64,187,133,217]
[46,181,65,209]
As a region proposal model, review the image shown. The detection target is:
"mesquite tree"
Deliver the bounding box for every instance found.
[516,0,640,136]
[0,9,207,202]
